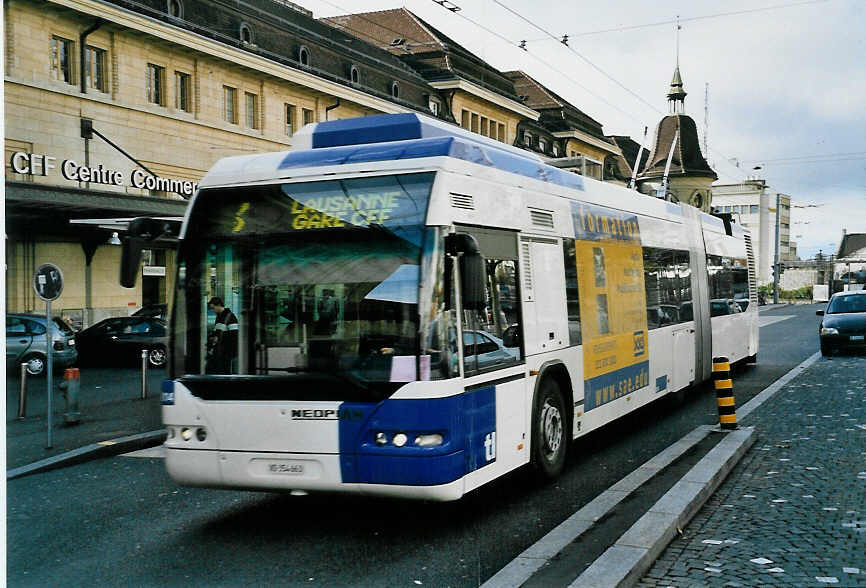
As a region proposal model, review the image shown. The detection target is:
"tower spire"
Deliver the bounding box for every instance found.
[667,17,686,113]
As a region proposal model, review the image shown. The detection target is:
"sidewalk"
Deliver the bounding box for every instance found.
[638,355,866,587]
[6,367,165,473]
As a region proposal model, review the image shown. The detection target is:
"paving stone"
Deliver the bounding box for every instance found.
[640,356,866,587]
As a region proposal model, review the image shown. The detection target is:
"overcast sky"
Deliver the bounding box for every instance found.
[302,0,864,258]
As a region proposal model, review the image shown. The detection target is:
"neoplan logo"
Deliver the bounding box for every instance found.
[291,408,365,421]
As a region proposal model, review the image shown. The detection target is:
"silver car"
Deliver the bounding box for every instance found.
[6,313,78,376]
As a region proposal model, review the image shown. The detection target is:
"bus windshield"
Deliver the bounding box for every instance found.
[172,173,435,400]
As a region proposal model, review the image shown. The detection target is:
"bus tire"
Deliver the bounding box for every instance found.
[531,377,567,479]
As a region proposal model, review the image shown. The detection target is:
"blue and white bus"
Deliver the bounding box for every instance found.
[133,113,757,501]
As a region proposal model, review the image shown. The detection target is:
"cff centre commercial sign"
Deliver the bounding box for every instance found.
[9,151,199,197]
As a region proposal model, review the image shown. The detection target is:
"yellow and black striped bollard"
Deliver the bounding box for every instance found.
[712,356,738,430]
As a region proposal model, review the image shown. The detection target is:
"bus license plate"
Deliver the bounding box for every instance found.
[851,335,865,341]
[268,462,305,475]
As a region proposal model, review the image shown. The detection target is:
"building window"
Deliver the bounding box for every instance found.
[175,71,191,112]
[391,81,400,99]
[223,85,237,124]
[245,92,259,129]
[471,113,479,133]
[497,123,505,142]
[350,65,359,84]
[523,132,533,146]
[461,110,470,130]
[240,23,254,44]
[167,0,183,18]
[146,64,165,105]
[299,45,310,67]
[302,108,314,126]
[50,36,74,84]
[552,143,560,157]
[285,104,296,136]
[428,98,440,116]
[480,117,488,137]
[750,205,759,213]
[539,138,548,152]
[85,46,106,92]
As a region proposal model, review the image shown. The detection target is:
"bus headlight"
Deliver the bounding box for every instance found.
[415,434,444,447]
[181,427,193,441]
[196,427,207,442]
[392,433,408,447]
[375,432,388,446]
[820,327,838,335]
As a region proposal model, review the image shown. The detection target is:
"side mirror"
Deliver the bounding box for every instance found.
[119,218,179,288]
[120,237,145,288]
[502,325,521,348]
[445,233,486,311]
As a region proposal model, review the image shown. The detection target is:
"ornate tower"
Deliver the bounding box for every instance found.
[637,67,717,212]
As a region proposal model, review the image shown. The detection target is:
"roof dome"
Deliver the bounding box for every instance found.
[638,114,717,181]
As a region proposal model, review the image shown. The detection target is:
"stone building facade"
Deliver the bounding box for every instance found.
[4,0,440,324]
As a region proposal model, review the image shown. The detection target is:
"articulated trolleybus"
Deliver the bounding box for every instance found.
[142,114,758,501]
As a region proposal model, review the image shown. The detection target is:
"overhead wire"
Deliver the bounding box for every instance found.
[426,0,655,129]
[478,0,751,181]
[521,0,833,42]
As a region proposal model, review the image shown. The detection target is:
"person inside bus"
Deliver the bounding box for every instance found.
[207,296,238,374]
[314,289,338,336]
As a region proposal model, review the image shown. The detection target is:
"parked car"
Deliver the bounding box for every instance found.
[6,313,78,376]
[75,316,168,367]
[816,291,866,356]
[463,329,520,371]
[131,304,168,319]
[710,298,743,317]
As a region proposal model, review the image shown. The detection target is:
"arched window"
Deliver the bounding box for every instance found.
[167,0,183,18]
[350,65,359,84]
[391,81,399,99]
[299,45,310,67]
[240,23,254,44]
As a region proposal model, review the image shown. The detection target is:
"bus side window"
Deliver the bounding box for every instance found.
[562,238,581,345]
[461,257,522,374]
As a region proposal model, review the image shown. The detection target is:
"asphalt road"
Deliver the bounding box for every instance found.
[6,304,824,586]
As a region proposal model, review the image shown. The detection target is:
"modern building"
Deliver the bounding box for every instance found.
[636,67,717,212]
[5,0,442,326]
[712,180,793,285]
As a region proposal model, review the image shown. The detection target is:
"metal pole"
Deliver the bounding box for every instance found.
[141,349,148,399]
[773,192,780,304]
[46,299,53,448]
[19,363,28,419]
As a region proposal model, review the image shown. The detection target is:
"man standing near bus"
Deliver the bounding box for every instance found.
[207,296,238,374]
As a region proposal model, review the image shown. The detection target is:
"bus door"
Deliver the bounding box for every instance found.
[454,226,526,475]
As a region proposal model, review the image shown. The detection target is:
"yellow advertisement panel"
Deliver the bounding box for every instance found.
[570,202,649,410]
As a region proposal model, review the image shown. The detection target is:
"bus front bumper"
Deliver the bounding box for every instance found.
[164,447,466,501]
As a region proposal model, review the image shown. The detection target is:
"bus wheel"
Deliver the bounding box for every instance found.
[531,378,567,479]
